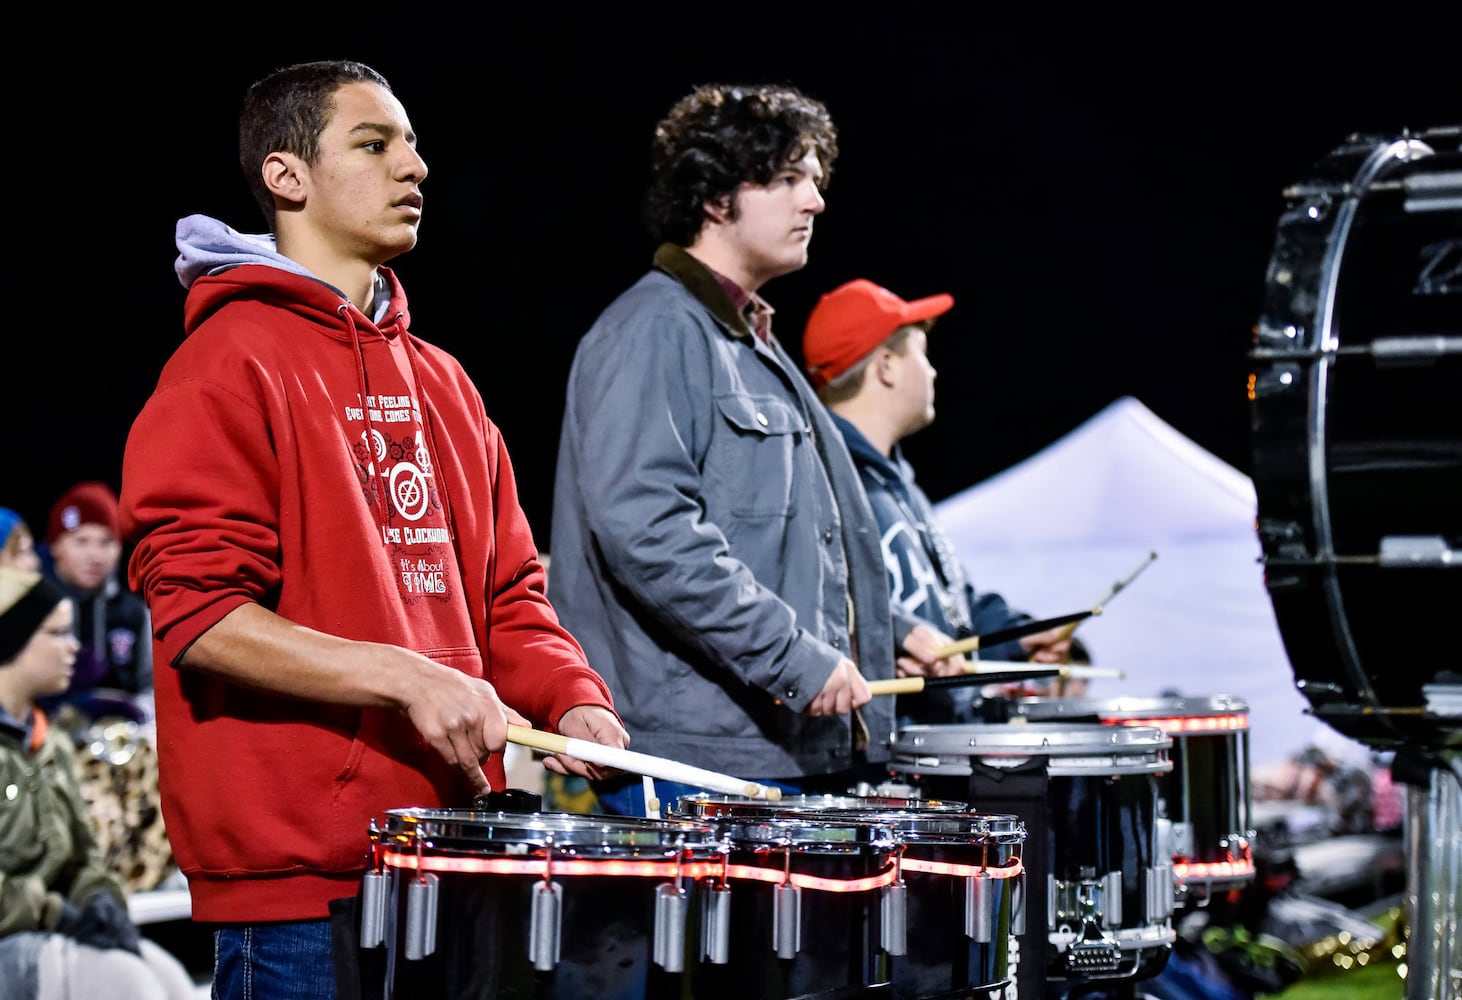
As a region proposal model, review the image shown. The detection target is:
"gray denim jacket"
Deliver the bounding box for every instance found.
[548,245,896,778]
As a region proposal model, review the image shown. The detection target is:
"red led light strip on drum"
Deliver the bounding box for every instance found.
[1174,842,1256,882]
[1173,858,1257,881]
[381,852,723,880]
[1105,714,1249,733]
[380,851,1023,889]
[900,857,1023,879]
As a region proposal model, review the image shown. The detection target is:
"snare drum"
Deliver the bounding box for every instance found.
[364,809,725,1000]
[1250,122,1462,750]
[672,794,1025,999]
[673,810,901,1000]
[1011,695,1256,904]
[888,722,1176,997]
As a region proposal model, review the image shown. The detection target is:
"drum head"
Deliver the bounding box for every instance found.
[1250,124,1462,749]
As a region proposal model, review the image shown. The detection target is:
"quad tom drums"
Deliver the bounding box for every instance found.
[671,793,1026,999]
[363,809,725,999]
[1250,122,1462,750]
[1011,695,1256,905]
[887,722,1176,997]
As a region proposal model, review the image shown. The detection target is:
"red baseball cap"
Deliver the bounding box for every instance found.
[802,279,954,387]
[46,481,121,545]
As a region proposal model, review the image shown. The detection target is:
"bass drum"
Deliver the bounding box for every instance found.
[1250,122,1462,749]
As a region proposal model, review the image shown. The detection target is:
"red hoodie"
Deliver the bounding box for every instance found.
[121,263,613,921]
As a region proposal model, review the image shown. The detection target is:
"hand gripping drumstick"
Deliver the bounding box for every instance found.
[931,608,1101,661]
[507,725,783,802]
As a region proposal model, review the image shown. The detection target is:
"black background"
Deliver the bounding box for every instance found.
[11,21,1458,548]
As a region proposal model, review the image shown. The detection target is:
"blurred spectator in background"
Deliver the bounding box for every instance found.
[0,565,193,999]
[36,482,152,728]
[1,508,41,572]
[1253,724,1403,836]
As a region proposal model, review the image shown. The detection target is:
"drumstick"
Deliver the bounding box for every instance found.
[932,608,1101,660]
[1059,551,1158,644]
[642,776,660,818]
[869,667,1063,696]
[507,725,783,802]
[868,663,1123,696]
[967,661,1126,681]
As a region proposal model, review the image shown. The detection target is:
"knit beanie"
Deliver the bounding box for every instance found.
[0,507,20,550]
[0,566,67,664]
[46,481,121,545]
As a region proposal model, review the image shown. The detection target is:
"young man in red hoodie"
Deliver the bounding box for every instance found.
[120,60,627,997]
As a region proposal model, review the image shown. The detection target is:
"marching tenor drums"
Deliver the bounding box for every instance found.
[671,793,1026,1000]
[1011,695,1256,905]
[887,722,1176,998]
[364,809,726,999]
[1250,122,1462,750]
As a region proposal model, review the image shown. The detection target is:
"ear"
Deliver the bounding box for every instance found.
[702,191,735,226]
[261,151,308,209]
[873,348,898,387]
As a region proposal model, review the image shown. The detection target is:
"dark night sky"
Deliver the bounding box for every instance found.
[11,21,1458,547]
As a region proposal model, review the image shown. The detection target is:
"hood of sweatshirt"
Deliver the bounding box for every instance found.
[173,214,408,340]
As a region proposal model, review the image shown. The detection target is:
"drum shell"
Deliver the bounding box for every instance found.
[671,794,1024,999]
[889,722,1176,995]
[1010,695,1256,900]
[679,815,899,1000]
[374,809,723,1000]
[1250,123,1462,748]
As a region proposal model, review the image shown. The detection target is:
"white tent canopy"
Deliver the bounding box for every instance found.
[934,395,1337,767]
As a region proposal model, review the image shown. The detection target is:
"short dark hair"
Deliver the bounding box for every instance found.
[238,60,392,230]
[815,325,917,405]
[643,83,838,247]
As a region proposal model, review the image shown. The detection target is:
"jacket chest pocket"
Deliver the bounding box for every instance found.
[711,392,810,518]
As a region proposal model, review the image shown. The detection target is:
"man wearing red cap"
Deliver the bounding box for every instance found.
[38,481,152,727]
[803,279,1072,722]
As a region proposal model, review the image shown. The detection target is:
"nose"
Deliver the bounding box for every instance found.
[401,145,428,183]
[803,181,826,215]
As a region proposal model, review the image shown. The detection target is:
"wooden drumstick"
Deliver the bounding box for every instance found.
[507,725,783,802]
[965,661,1126,681]
[932,608,1101,660]
[867,663,1124,696]
[1058,550,1158,658]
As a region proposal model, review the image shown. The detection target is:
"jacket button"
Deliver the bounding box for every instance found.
[823,528,833,543]
[756,412,769,426]
[784,687,798,699]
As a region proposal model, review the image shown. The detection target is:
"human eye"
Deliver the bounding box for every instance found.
[362,139,387,153]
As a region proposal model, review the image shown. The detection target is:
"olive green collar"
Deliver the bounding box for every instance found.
[652,243,754,339]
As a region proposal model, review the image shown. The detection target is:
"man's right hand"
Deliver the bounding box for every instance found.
[805,657,871,716]
[398,657,531,794]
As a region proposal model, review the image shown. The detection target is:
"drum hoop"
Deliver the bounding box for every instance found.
[707,816,898,850]
[1013,694,1250,720]
[896,721,1172,754]
[672,801,1027,841]
[379,808,719,848]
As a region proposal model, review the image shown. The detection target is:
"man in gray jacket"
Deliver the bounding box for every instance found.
[549,83,897,815]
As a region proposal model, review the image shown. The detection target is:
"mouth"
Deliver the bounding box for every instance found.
[395,193,424,217]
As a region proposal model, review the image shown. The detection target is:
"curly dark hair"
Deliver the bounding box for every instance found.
[238,60,393,230]
[643,83,838,247]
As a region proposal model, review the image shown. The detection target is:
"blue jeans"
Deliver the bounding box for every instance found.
[213,919,334,999]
